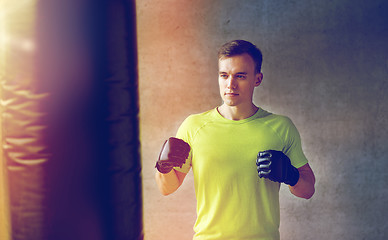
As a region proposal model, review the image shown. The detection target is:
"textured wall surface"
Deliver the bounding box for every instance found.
[137,0,388,239]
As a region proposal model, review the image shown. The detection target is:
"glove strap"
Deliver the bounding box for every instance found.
[155,161,173,174]
[285,165,300,186]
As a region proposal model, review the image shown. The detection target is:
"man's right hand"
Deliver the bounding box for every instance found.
[155,137,191,174]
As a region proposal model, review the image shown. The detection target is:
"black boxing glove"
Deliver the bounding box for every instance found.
[155,137,191,174]
[256,150,299,186]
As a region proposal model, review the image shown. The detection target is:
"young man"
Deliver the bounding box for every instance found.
[155,40,315,240]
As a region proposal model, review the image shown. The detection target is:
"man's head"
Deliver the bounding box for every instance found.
[217,40,264,110]
[218,40,263,73]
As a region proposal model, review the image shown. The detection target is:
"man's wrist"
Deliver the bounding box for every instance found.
[285,165,300,186]
[155,161,173,174]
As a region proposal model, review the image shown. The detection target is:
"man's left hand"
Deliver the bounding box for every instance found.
[256,150,299,186]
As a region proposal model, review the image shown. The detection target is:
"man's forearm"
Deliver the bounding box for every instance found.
[289,164,315,199]
[155,169,182,196]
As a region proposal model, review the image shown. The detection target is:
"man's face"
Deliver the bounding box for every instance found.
[218,53,263,108]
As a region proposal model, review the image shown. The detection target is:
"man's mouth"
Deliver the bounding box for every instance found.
[225,92,239,96]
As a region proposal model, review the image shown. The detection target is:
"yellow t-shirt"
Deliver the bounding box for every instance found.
[175,108,308,240]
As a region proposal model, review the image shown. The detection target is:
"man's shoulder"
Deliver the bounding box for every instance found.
[257,110,296,132]
[267,113,291,123]
[176,108,217,139]
[182,108,216,126]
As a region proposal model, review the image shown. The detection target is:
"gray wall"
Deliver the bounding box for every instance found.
[137,0,388,239]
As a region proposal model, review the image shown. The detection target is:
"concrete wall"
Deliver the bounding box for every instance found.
[136,0,388,239]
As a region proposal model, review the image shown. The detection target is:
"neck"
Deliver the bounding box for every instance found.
[218,103,259,120]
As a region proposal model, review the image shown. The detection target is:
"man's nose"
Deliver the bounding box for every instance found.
[227,76,237,89]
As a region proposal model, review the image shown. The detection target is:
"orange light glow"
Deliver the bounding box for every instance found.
[1,1,38,239]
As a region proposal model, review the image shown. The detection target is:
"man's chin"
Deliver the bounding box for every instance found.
[223,101,239,107]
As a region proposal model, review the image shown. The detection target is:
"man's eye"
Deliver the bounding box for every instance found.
[236,75,246,79]
[220,74,228,78]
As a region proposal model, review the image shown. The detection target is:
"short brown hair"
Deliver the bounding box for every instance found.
[218,40,263,73]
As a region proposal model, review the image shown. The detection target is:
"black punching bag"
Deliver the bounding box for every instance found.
[92,0,144,240]
[1,0,143,239]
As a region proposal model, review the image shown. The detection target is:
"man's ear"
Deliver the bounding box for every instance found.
[254,73,263,87]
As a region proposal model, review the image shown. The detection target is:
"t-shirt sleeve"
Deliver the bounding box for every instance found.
[282,117,308,168]
[173,116,193,173]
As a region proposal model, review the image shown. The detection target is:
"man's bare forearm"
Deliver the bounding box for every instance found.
[155,169,184,196]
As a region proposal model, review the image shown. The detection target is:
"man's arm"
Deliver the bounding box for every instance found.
[154,137,190,195]
[289,163,315,199]
[257,150,316,199]
[155,170,187,196]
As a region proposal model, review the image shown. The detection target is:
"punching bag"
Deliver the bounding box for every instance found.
[92,0,144,239]
[0,0,143,239]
